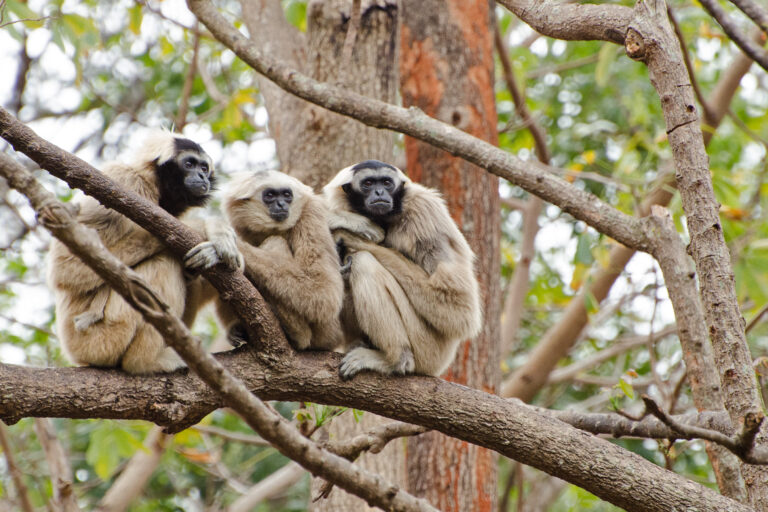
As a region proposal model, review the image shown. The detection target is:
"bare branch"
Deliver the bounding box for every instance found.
[728,0,768,34]
[0,422,35,512]
[186,0,653,254]
[496,0,632,44]
[175,29,201,130]
[699,0,768,71]
[315,421,428,500]
[641,395,768,465]
[228,463,305,512]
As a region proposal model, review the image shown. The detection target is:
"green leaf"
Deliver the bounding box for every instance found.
[128,5,143,35]
[616,376,635,400]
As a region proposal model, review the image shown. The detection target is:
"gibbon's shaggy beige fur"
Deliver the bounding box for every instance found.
[323,162,482,378]
[47,131,238,374]
[200,170,344,350]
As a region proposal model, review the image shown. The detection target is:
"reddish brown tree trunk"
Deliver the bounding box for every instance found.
[400,1,500,510]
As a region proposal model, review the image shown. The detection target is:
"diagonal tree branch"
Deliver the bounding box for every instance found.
[0,106,286,354]
[186,0,653,254]
[728,0,768,34]
[699,0,768,71]
[0,151,439,512]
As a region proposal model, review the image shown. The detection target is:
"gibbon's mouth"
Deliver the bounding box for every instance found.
[187,181,210,197]
[271,211,290,222]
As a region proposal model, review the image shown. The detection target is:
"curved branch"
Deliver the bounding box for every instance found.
[496,0,632,44]
[186,0,652,254]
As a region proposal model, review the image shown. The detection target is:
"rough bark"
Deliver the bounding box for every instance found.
[0,355,752,512]
[399,1,500,510]
[626,0,768,506]
[241,0,398,189]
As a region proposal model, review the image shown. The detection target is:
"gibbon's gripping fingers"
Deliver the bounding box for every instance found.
[328,211,385,243]
[339,347,416,380]
[184,224,243,272]
[206,219,244,270]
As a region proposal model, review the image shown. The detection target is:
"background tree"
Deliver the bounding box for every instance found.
[1,0,768,511]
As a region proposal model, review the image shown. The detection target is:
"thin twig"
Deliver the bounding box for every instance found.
[175,28,201,130]
[0,422,35,512]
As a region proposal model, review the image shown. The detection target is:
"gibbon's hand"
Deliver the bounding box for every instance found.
[334,230,379,253]
[328,212,385,243]
[185,221,244,272]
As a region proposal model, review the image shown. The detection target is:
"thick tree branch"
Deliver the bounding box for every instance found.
[187,0,652,254]
[626,0,768,505]
[495,0,632,44]
[0,152,438,512]
[0,354,753,511]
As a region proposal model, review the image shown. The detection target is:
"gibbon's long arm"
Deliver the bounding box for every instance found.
[238,199,342,325]
[340,234,479,340]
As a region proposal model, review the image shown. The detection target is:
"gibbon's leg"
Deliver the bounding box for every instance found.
[344,237,479,340]
[60,290,139,368]
[121,254,187,374]
[340,251,417,379]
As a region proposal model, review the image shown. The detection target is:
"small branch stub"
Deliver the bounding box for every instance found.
[626,28,646,60]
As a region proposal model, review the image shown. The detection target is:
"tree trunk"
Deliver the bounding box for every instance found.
[400,1,501,510]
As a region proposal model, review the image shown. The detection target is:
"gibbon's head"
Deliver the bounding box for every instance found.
[326,160,408,223]
[225,170,313,233]
[136,131,215,216]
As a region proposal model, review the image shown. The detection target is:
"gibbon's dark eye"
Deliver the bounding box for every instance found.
[382,178,394,189]
[184,159,194,169]
[362,179,373,189]
[264,191,275,200]
[283,190,293,200]
[201,163,209,174]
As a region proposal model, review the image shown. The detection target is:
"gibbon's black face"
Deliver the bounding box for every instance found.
[262,187,294,222]
[156,138,215,216]
[343,160,404,224]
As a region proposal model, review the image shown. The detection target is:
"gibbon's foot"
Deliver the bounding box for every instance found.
[73,310,104,332]
[339,347,414,380]
[227,323,249,348]
[395,347,416,375]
